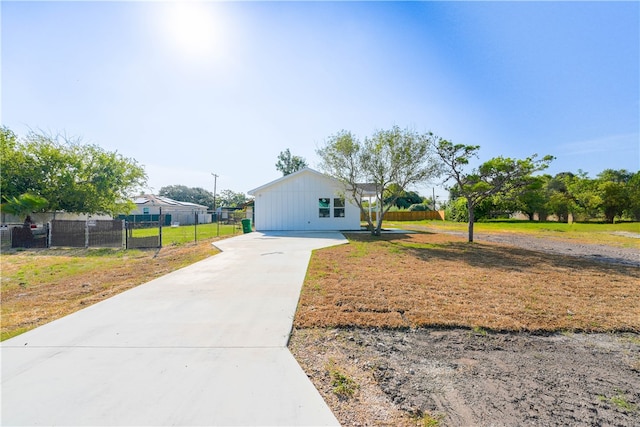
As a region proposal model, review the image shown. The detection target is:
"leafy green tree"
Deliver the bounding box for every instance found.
[496,175,551,221]
[1,129,147,215]
[598,181,627,223]
[444,197,471,222]
[435,140,553,242]
[0,193,49,222]
[317,126,441,235]
[568,171,602,221]
[625,171,640,221]
[1,126,33,200]
[218,189,250,208]
[597,169,633,183]
[545,172,576,222]
[159,185,215,209]
[383,184,423,209]
[276,148,308,176]
[596,169,633,223]
[444,194,496,223]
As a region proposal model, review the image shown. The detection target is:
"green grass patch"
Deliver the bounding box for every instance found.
[414,413,444,427]
[598,391,638,412]
[347,240,370,258]
[326,358,359,398]
[1,327,31,342]
[130,223,245,245]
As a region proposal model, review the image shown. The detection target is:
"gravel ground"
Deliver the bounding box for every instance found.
[291,328,640,426]
[423,228,640,268]
[289,231,640,426]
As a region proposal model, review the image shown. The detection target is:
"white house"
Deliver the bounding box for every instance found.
[128,194,211,225]
[248,168,362,231]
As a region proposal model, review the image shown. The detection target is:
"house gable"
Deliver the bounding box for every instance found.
[248,168,360,231]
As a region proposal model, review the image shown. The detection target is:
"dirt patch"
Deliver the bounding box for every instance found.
[290,328,640,426]
[291,230,640,425]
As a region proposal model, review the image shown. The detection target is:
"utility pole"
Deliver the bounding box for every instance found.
[211,173,219,237]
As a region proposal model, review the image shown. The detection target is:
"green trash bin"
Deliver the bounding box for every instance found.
[241,218,252,233]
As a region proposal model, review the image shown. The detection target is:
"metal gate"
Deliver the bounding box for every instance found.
[50,220,124,248]
[125,220,161,249]
[10,225,48,248]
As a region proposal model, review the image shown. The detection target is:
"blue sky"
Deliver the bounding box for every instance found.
[2,1,638,203]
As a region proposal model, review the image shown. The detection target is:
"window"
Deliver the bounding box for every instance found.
[319,198,330,218]
[334,198,345,218]
[143,207,150,215]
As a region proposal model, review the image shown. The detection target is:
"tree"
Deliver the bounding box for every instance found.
[1,126,33,200]
[159,185,215,209]
[0,193,49,223]
[218,189,250,208]
[383,184,423,209]
[625,171,640,221]
[444,193,496,223]
[435,140,553,242]
[545,172,576,222]
[0,129,147,215]
[567,171,602,221]
[276,148,308,176]
[596,169,633,223]
[317,126,441,235]
[500,175,551,221]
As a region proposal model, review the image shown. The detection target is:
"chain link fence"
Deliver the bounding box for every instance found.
[3,215,247,250]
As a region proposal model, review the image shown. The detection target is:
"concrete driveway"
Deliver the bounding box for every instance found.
[1,231,347,426]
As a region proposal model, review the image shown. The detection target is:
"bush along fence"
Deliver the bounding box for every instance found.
[361,210,445,222]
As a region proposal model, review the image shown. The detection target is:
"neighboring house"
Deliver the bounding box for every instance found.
[1,212,112,226]
[126,194,211,226]
[248,167,362,231]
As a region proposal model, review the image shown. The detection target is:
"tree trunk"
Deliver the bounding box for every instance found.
[467,200,475,243]
[373,214,383,236]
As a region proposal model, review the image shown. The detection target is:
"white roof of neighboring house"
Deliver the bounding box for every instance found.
[133,194,208,209]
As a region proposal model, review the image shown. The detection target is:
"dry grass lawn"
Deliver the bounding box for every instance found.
[295,232,640,332]
[1,241,219,340]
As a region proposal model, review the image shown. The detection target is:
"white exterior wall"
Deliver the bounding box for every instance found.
[131,206,211,225]
[252,171,360,231]
[1,212,112,225]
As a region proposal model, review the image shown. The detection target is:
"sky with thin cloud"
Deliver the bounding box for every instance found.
[3,1,638,201]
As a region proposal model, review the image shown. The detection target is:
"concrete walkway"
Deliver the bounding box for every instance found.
[1,231,347,426]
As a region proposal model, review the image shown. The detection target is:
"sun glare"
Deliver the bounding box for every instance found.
[159,2,227,62]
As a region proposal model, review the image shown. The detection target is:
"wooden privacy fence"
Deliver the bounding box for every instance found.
[361,210,445,221]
